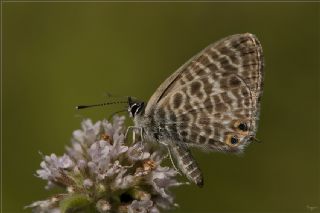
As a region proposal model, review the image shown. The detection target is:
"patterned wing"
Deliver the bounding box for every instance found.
[147,33,264,153]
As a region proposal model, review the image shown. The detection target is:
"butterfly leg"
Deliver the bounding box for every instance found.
[125,126,146,159]
[125,126,133,140]
[159,142,182,175]
[169,142,204,187]
[125,126,143,143]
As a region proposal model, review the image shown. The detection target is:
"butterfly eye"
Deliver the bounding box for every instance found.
[238,123,248,131]
[131,104,139,115]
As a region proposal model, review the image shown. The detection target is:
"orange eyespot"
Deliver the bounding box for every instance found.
[225,134,240,146]
[238,123,248,131]
[233,120,250,135]
[233,120,249,132]
[230,136,238,145]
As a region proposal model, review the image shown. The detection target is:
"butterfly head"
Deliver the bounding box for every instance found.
[128,97,145,118]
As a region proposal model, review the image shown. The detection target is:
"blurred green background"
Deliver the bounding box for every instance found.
[2,2,319,213]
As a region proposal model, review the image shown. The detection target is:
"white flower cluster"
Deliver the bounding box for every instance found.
[26,116,185,213]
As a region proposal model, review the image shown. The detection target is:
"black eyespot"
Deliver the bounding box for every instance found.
[238,123,248,131]
[231,136,238,145]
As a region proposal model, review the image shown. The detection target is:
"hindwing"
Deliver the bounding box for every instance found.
[146,33,264,152]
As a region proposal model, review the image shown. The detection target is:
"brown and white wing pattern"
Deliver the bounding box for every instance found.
[144,33,264,185]
[147,33,263,150]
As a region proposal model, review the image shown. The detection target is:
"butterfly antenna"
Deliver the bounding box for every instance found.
[76,101,128,110]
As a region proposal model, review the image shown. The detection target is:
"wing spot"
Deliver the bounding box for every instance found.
[172,93,183,109]
[198,117,210,125]
[244,98,250,107]
[231,136,238,145]
[203,97,213,114]
[208,138,217,145]
[225,134,240,146]
[190,81,201,95]
[221,93,233,106]
[198,136,207,144]
[215,102,228,112]
[241,87,249,97]
[204,128,212,135]
[180,131,188,137]
[206,63,218,71]
[197,69,207,76]
[229,76,241,87]
[190,133,197,142]
[169,113,177,122]
[196,91,204,99]
[180,114,190,122]
[238,123,248,131]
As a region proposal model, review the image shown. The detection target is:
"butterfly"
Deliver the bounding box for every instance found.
[127,33,264,187]
[76,33,264,187]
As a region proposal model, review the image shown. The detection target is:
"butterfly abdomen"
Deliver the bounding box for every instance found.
[170,142,204,187]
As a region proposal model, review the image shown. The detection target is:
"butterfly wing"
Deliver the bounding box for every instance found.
[146,33,264,153]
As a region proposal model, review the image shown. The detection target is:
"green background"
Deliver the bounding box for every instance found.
[3,2,319,213]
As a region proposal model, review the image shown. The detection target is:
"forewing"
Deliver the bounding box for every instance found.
[148,33,264,152]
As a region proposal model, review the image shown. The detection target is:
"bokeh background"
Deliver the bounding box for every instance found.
[3,2,319,213]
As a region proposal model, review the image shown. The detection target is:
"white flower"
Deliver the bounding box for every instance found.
[27,116,185,213]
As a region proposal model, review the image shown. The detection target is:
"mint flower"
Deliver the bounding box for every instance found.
[26,116,186,213]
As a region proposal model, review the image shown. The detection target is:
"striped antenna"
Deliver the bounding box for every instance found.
[76,101,128,110]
